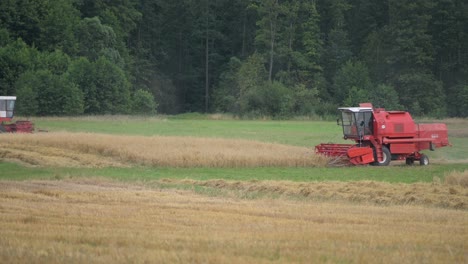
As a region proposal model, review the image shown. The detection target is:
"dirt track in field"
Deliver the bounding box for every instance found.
[0,179,467,263]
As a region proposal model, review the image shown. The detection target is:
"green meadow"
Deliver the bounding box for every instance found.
[1,116,466,183]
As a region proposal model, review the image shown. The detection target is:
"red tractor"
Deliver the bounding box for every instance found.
[0,96,34,133]
[315,103,450,166]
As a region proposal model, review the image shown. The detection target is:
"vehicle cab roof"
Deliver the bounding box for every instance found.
[338,107,373,113]
[0,96,16,100]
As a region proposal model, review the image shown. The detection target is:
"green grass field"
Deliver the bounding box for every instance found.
[2,115,467,183]
[1,162,467,183]
[32,116,341,146]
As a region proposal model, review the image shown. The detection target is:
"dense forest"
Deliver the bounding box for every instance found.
[1,0,467,117]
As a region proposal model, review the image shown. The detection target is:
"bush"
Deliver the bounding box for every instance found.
[132,89,157,115]
[16,70,84,116]
[447,84,468,117]
[369,84,402,110]
[67,56,131,114]
[333,60,372,104]
[343,86,369,107]
[395,72,446,116]
[291,84,320,116]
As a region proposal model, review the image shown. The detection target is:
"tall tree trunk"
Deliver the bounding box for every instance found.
[204,2,210,113]
[269,20,274,82]
[205,28,209,113]
[268,9,277,82]
[242,13,246,58]
[287,21,293,73]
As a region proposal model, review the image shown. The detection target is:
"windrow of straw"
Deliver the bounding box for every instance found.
[444,170,468,188]
[159,178,468,210]
[0,132,328,168]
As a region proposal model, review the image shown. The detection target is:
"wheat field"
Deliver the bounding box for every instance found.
[0,132,327,168]
[0,179,467,263]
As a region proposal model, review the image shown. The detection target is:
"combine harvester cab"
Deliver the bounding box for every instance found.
[315,103,450,166]
[0,96,34,133]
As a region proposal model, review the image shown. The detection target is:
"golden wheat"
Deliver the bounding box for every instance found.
[0,132,328,168]
[0,179,467,263]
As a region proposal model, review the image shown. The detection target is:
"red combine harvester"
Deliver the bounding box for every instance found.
[315,103,450,166]
[0,96,34,133]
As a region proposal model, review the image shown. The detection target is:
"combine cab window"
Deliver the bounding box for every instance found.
[6,100,15,118]
[341,111,355,137]
[0,99,15,118]
[341,111,373,138]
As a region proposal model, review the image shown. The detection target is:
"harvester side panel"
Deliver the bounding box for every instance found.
[390,143,417,154]
[373,111,416,139]
[417,123,450,148]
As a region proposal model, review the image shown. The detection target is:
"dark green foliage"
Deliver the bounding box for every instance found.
[212,57,242,113]
[67,56,131,114]
[75,17,117,61]
[343,86,369,107]
[291,84,320,116]
[387,0,435,71]
[38,50,71,75]
[15,82,37,116]
[0,39,38,95]
[132,89,157,115]
[259,81,294,117]
[447,84,468,117]
[67,57,99,114]
[369,84,402,110]
[0,28,10,46]
[395,72,446,116]
[16,70,83,116]
[93,56,131,114]
[0,0,466,117]
[333,60,372,104]
[36,0,80,54]
[237,53,268,114]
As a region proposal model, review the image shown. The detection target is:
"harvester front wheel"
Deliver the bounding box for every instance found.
[373,146,391,166]
[419,154,429,166]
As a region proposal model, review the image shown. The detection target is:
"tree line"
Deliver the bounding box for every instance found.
[1,0,467,117]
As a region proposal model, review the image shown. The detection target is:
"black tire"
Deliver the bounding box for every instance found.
[419,154,429,166]
[406,158,414,166]
[0,125,6,133]
[373,146,391,166]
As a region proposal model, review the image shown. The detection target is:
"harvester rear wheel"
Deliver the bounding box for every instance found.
[419,154,429,166]
[0,125,6,133]
[373,146,391,166]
